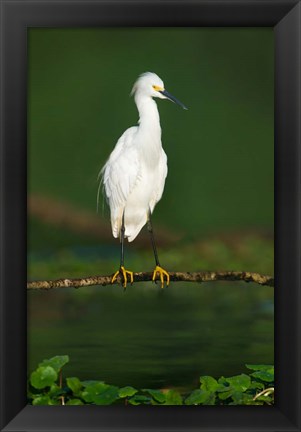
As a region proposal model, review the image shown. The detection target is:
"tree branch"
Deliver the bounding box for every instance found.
[27,271,274,290]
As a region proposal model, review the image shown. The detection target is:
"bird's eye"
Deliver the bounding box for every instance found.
[152,85,163,92]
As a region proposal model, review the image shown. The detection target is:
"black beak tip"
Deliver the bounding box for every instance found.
[160,89,188,110]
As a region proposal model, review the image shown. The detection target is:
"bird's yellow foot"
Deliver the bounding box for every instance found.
[152,265,170,289]
[111,266,134,288]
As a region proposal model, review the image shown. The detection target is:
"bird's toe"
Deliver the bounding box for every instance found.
[111,269,121,284]
[152,265,170,289]
[121,266,134,288]
[111,266,134,288]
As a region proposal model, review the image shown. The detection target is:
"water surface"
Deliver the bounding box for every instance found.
[28,281,274,391]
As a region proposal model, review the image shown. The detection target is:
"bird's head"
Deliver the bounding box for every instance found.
[131,72,187,110]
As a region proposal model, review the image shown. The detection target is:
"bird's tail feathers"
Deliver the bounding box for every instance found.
[111,208,124,239]
[112,215,146,243]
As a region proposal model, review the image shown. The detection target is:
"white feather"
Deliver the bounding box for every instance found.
[99,72,185,243]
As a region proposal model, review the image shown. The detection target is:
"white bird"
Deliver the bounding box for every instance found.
[100,72,187,288]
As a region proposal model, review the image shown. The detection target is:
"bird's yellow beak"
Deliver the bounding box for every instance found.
[152,85,164,92]
[159,89,188,110]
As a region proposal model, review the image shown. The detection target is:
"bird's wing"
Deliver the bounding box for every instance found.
[100,126,141,236]
[149,149,168,212]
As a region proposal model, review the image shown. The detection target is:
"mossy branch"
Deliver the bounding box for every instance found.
[27,271,274,290]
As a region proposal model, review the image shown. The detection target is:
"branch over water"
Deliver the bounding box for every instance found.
[27,271,274,290]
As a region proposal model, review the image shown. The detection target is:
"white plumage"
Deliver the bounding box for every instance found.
[99,72,187,288]
[101,72,177,242]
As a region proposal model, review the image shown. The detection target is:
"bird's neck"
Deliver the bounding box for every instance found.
[135,94,161,135]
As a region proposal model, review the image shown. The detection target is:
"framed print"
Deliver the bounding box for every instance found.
[0,0,300,431]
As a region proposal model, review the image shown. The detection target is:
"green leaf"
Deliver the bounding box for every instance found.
[128,395,151,405]
[32,396,51,405]
[200,376,219,392]
[218,390,233,400]
[216,374,251,402]
[249,381,265,391]
[245,364,274,372]
[250,370,274,383]
[249,399,265,406]
[32,395,59,405]
[66,398,84,405]
[82,382,119,405]
[185,389,212,405]
[163,389,182,405]
[118,386,138,398]
[48,383,64,398]
[81,382,108,402]
[39,355,69,373]
[142,389,166,403]
[217,376,229,390]
[81,380,104,387]
[67,377,83,396]
[246,365,274,383]
[224,374,251,392]
[230,391,254,405]
[93,387,120,405]
[30,366,58,389]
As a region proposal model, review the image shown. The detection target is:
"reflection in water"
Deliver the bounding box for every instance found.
[28,282,273,392]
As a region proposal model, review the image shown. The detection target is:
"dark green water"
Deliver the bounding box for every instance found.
[28,281,273,392]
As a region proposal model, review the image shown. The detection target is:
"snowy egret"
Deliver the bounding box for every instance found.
[100,72,187,288]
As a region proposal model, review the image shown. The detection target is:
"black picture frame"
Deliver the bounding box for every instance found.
[1,0,300,431]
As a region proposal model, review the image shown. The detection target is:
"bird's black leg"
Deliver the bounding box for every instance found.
[147,210,170,288]
[111,212,133,288]
[120,212,125,267]
[147,211,160,266]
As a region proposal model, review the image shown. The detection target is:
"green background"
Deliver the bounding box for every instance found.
[28,27,273,237]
